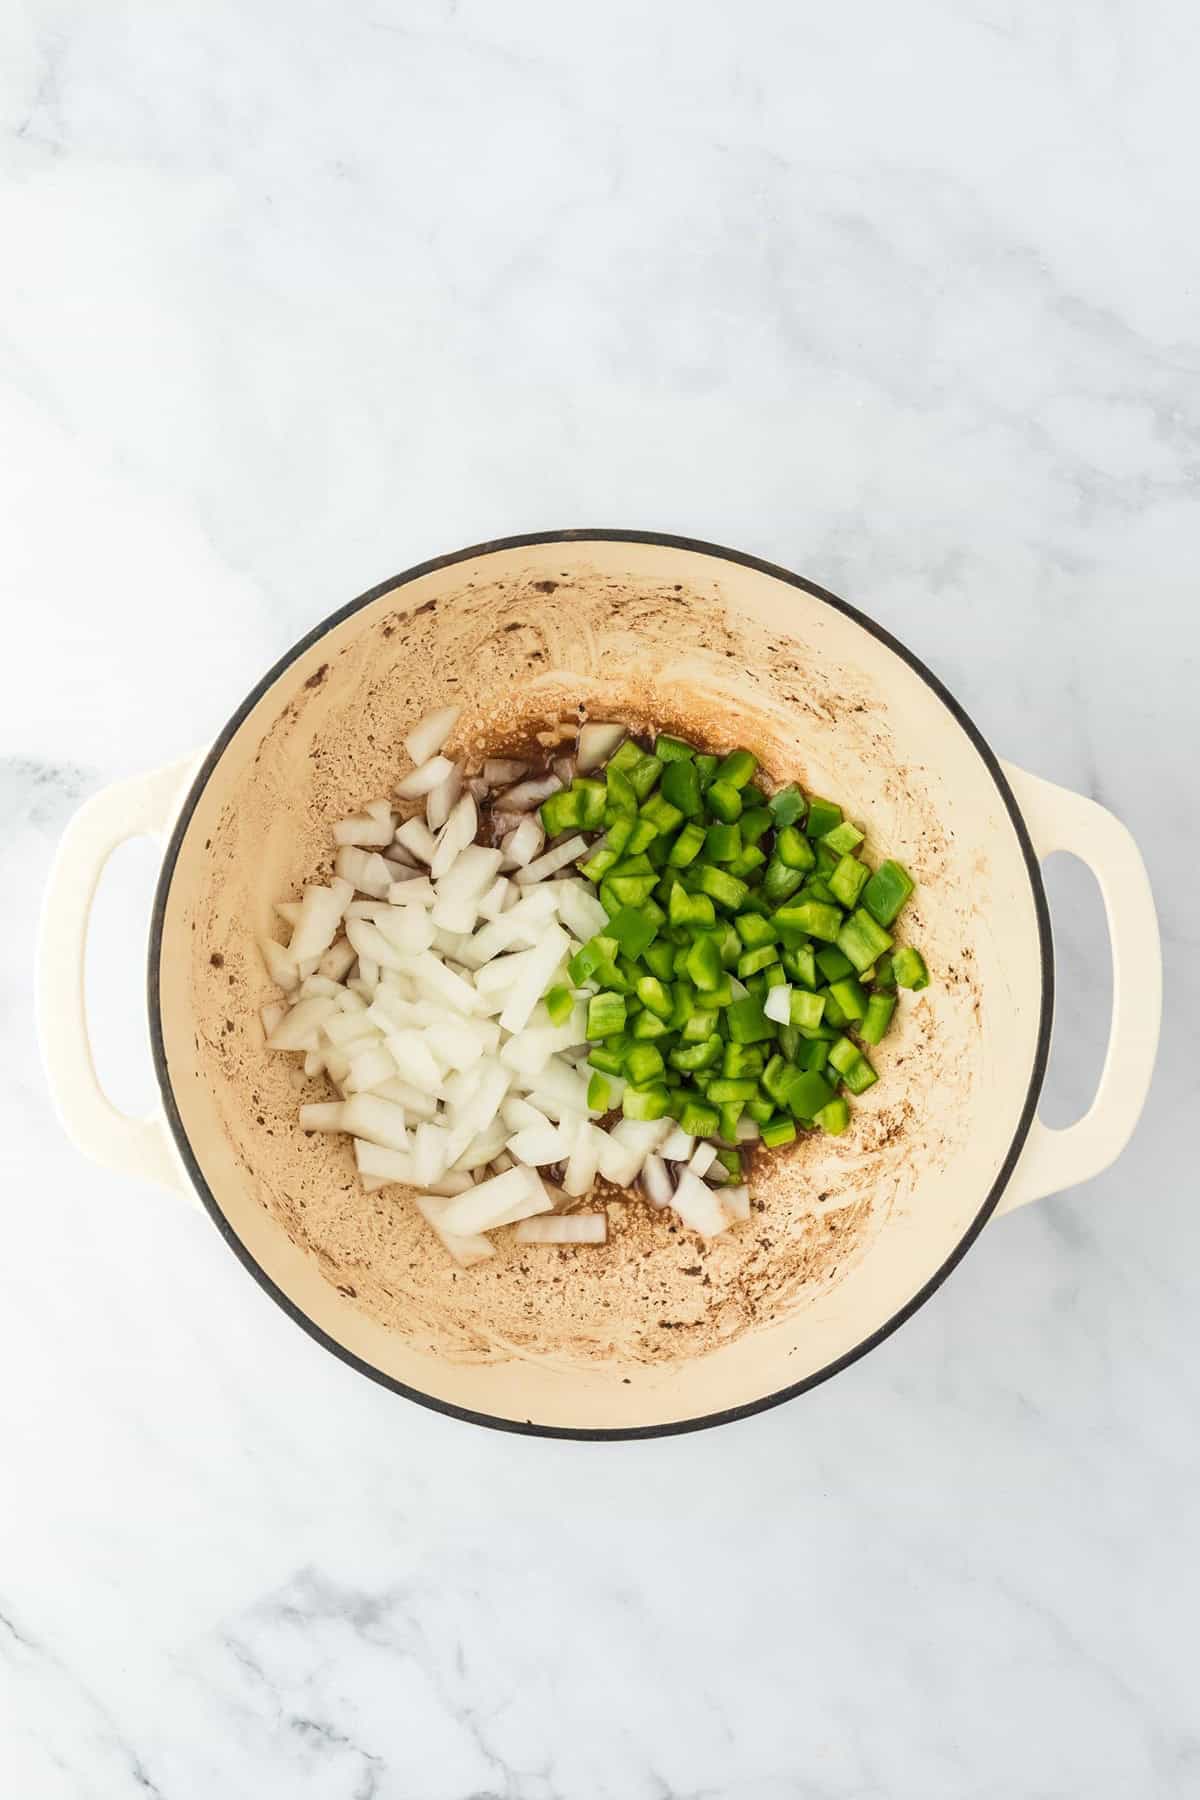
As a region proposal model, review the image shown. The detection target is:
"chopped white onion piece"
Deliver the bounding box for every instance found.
[515,1213,606,1245]
[333,811,394,848]
[576,722,626,772]
[483,757,529,786]
[453,1119,510,1172]
[735,1116,761,1142]
[266,996,339,1050]
[430,793,479,880]
[260,1002,286,1037]
[354,1138,414,1185]
[321,1009,379,1048]
[477,876,514,921]
[721,1184,751,1224]
[259,935,300,992]
[383,1030,444,1090]
[340,1093,410,1151]
[497,773,562,812]
[373,1075,437,1119]
[423,1170,474,1197]
[335,846,394,898]
[274,900,302,928]
[439,1165,548,1236]
[499,925,571,1035]
[688,1141,718,1177]
[515,836,589,884]
[318,938,357,982]
[387,875,437,907]
[343,1043,399,1093]
[672,1169,732,1238]
[552,879,608,943]
[640,1153,675,1208]
[396,753,457,800]
[728,976,749,1000]
[394,816,439,864]
[763,983,792,1025]
[298,1101,346,1132]
[404,704,461,767]
[425,762,463,832]
[500,815,545,870]
[508,1120,578,1167]
[563,1121,607,1196]
[413,1194,494,1267]
[659,1126,696,1162]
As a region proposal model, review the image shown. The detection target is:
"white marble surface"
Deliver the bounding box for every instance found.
[2,2,1197,1793]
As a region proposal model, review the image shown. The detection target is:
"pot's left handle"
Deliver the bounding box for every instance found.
[37,756,203,1202]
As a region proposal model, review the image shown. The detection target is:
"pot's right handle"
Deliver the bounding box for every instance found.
[995,761,1161,1214]
[37,757,202,1201]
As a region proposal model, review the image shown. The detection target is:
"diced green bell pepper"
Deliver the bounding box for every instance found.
[827,977,867,1021]
[805,796,842,838]
[815,1096,850,1135]
[587,992,627,1039]
[677,1096,719,1137]
[716,748,758,789]
[622,1083,672,1120]
[776,826,816,871]
[737,944,779,979]
[789,989,827,1030]
[668,821,706,867]
[775,900,843,942]
[725,997,775,1044]
[545,985,573,1026]
[761,1115,797,1148]
[767,784,806,828]
[661,758,702,817]
[763,858,805,904]
[706,780,743,823]
[828,854,870,909]
[859,991,896,1045]
[704,821,742,862]
[862,859,915,928]
[893,945,930,990]
[654,733,695,763]
[695,864,749,910]
[607,905,659,958]
[837,908,893,972]
[822,819,864,855]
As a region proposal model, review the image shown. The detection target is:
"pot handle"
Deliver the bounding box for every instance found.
[994,761,1161,1214]
[37,756,202,1202]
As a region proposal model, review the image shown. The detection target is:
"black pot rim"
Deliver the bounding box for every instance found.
[147,529,1054,1441]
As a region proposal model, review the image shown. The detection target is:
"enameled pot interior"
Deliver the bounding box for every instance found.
[153,536,1047,1433]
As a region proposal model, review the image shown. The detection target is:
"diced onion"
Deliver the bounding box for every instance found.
[430,793,478,880]
[500,815,545,870]
[497,774,562,812]
[763,983,792,1025]
[576,722,626,771]
[721,1185,751,1224]
[640,1153,675,1208]
[413,1194,494,1267]
[425,762,463,832]
[515,1214,606,1245]
[515,836,588,884]
[483,758,529,786]
[672,1170,732,1238]
[403,705,461,766]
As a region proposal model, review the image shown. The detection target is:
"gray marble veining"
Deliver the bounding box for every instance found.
[2,2,1197,1795]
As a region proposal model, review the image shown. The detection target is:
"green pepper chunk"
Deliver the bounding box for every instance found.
[667,821,706,867]
[892,945,930,990]
[605,764,639,816]
[694,753,719,787]
[626,754,663,801]
[681,1008,718,1043]
[625,1042,665,1085]
[540,789,583,836]
[862,859,915,928]
[767,784,806,828]
[545,985,573,1026]
[695,864,749,910]
[789,989,827,1031]
[873,951,896,991]
[761,1115,797,1148]
[716,748,758,789]
[587,1071,612,1111]
[581,845,619,883]
[725,997,775,1044]
[775,900,843,942]
[588,1043,626,1076]
[746,1094,775,1124]
[799,1038,830,1073]
[782,944,818,989]
[642,939,676,982]
[735,911,777,949]
[859,991,896,1045]
[677,1096,719,1137]
[708,1077,758,1103]
[822,819,864,856]
[661,758,702,817]
[671,1035,723,1073]
[654,733,695,763]
[827,976,868,1022]
[805,796,843,838]
[640,793,684,837]
[815,1096,850,1135]
[704,822,741,863]
[587,992,627,1039]
[622,1083,672,1120]
[763,858,805,904]
[632,1010,673,1040]
[625,817,659,855]
[775,826,816,872]
[828,854,870,910]
[837,907,893,972]
[782,1067,835,1119]
[706,780,743,823]
[739,807,772,846]
[606,905,659,958]
[736,944,779,979]
[815,945,853,982]
[722,1042,764,1078]
[636,975,674,1019]
[669,885,716,928]
[686,933,724,992]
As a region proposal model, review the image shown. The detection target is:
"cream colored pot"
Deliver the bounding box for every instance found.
[38,533,1161,1437]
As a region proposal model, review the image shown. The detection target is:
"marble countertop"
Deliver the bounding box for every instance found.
[3,3,1197,1794]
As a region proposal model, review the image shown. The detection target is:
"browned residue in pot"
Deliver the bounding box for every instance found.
[190,564,975,1369]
